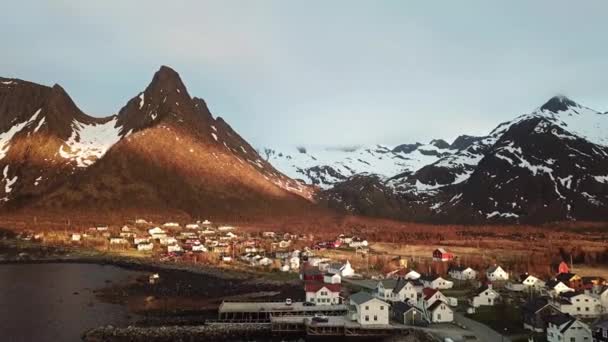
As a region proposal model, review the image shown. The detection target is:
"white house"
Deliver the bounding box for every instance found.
[420,275,454,290]
[289,256,300,270]
[521,274,546,290]
[546,279,574,295]
[448,266,477,280]
[349,291,389,325]
[109,237,128,245]
[419,288,448,308]
[546,314,591,342]
[185,223,199,230]
[163,222,180,228]
[137,243,154,251]
[375,278,417,303]
[305,282,341,305]
[486,265,509,281]
[552,291,601,318]
[218,226,235,232]
[348,238,368,248]
[470,284,500,308]
[167,244,183,253]
[278,240,291,249]
[148,227,167,239]
[71,233,82,242]
[159,237,178,246]
[427,300,454,323]
[324,273,341,284]
[404,270,422,280]
[328,260,355,278]
[191,244,207,252]
[597,287,608,312]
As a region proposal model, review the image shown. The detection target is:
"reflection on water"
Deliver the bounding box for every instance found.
[0,263,142,342]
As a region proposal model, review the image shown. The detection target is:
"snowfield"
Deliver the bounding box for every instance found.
[58,117,122,167]
[263,143,454,188]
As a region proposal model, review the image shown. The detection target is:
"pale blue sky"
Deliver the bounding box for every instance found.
[1,1,607,148]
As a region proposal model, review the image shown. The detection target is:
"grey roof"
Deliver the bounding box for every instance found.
[378,277,409,293]
[545,314,576,333]
[427,300,450,312]
[593,319,608,330]
[392,301,421,316]
[522,298,550,314]
[349,291,375,305]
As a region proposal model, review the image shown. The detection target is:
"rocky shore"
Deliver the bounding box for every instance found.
[83,323,274,342]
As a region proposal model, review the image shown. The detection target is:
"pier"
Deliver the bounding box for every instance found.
[218,301,349,322]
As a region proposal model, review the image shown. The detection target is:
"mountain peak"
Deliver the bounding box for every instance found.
[147,65,187,94]
[540,95,579,113]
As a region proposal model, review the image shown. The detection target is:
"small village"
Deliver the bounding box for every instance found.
[10,221,608,342]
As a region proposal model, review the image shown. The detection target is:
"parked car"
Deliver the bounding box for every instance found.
[285,298,292,305]
[303,301,315,306]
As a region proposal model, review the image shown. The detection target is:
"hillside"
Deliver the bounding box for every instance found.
[0,67,315,221]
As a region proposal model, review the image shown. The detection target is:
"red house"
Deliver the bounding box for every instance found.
[433,248,454,262]
[300,263,324,282]
[558,261,569,274]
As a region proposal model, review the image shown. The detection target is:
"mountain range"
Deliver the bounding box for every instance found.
[1,67,607,224]
[0,67,314,222]
[264,96,608,223]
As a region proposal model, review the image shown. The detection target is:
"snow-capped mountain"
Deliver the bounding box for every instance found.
[315,96,608,223]
[262,140,455,188]
[0,67,314,219]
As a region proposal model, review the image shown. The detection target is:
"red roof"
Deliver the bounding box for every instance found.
[423,288,438,300]
[304,281,341,293]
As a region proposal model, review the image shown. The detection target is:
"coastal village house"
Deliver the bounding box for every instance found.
[328,260,355,278]
[521,274,546,290]
[137,242,154,251]
[426,300,454,323]
[592,319,608,342]
[305,282,341,305]
[552,291,601,318]
[391,302,426,326]
[448,266,477,280]
[596,287,608,312]
[486,265,509,282]
[420,275,454,290]
[418,288,453,323]
[522,298,562,332]
[546,314,591,342]
[349,292,389,326]
[323,273,341,284]
[375,277,417,303]
[470,284,500,308]
[546,279,574,295]
[556,273,583,291]
[432,248,454,262]
[419,288,449,309]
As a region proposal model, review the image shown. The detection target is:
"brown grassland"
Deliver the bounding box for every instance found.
[1,210,608,279]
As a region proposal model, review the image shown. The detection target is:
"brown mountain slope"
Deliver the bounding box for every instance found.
[20,66,315,220]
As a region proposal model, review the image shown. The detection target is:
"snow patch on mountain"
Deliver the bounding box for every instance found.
[264,143,454,188]
[58,118,122,167]
[0,108,42,159]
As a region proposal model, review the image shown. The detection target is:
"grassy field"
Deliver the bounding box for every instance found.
[466,304,527,335]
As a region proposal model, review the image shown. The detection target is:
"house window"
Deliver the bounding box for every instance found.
[365,306,369,310]
[374,315,377,321]
[365,315,369,321]
[380,306,384,310]
[438,314,441,320]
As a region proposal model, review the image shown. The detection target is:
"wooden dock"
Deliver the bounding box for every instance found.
[218,301,348,322]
